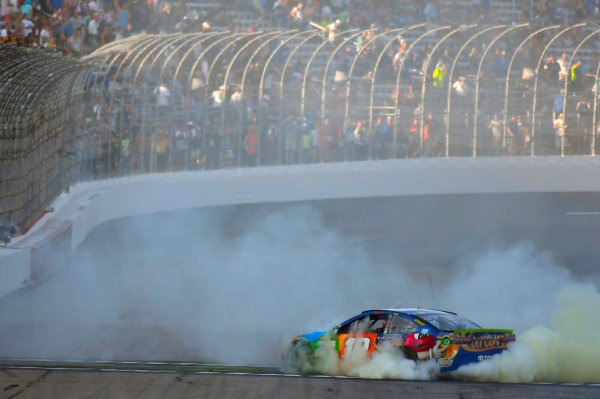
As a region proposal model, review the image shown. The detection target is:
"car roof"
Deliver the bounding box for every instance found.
[363,308,457,317]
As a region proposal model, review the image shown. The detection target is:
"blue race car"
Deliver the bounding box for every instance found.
[283,308,515,373]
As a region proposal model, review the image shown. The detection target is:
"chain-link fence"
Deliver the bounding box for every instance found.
[0,44,87,232]
[2,24,600,231]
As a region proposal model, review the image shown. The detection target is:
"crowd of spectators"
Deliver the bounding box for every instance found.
[3,0,600,55]
[3,0,600,181]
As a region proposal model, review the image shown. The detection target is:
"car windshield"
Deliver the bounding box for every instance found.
[418,313,481,331]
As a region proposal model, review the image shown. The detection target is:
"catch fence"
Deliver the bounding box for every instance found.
[2,23,600,230]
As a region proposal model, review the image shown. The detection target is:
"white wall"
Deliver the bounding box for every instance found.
[2,156,600,299]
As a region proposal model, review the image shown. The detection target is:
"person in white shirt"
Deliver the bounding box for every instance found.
[87,13,99,48]
[0,23,9,40]
[22,14,34,38]
[452,76,468,97]
[88,0,102,12]
[557,52,569,81]
[211,86,225,107]
[154,82,171,107]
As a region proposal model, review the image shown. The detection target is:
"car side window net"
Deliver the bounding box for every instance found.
[389,315,419,334]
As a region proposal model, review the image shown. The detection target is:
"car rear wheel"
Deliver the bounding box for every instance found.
[283,340,314,374]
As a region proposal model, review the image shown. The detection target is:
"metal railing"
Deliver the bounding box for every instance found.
[0,44,87,232]
[2,24,600,230]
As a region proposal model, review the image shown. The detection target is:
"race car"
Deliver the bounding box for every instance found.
[283,308,515,373]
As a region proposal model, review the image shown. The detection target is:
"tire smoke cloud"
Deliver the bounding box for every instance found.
[0,203,597,383]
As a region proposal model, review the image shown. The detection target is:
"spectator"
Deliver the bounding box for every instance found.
[569,59,584,93]
[67,29,83,56]
[154,82,171,118]
[517,115,530,155]
[343,118,355,161]
[554,89,565,116]
[211,85,226,107]
[543,55,560,87]
[174,122,188,169]
[244,116,259,166]
[506,114,519,155]
[87,13,100,49]
[488,113,502,155]
[554,112,566,154]
[452,76,468,102]
[354,120,368,160]
[289,2,303,28]
[557,52,569,81]
[155,129,170,172]
[424,1,439,25]
[316,119,330,163]
[383,116,394,159]
[284,114,299,164]
[423,112,440,157]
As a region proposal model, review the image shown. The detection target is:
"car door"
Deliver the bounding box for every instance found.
[336,312,391,358]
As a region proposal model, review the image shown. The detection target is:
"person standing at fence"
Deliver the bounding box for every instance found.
[344,118,355,161]
[554,112,566,154]
[119,130,131,176]
[155,129,170,172]
[206,127,220,170]
[569,59,583,94]
[372,117,384,160]
[317,119,330,163]
[244,116,259,166]
[211,85,225,108]
[263,124,278,165]
[518,115,530,155]
[543,55,560,87]
[289,2,304,29]
[432,63,446,89]
[423,112,440,157]
[188,121,202,169]
[154,82,170,120]
[330,122,343,162]
[383,116,394,159]
[284,114,299,164]
[506,114,519,155]
[354,120,368,160]
[301,122,312,163]
[576,94,592,154]
[554,89,565,116]
[557,52,569,82]
[488,113,502,156]
[174,122,188,170]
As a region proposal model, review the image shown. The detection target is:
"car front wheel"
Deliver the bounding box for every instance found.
[283,340,314,374]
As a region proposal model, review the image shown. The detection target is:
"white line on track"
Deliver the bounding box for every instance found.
[565,212,600,215]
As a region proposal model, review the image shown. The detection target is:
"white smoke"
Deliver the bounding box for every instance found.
[452,285,600,383]
[310,341,439,380]
[1,203,599,384]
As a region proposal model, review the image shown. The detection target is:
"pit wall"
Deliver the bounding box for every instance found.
[1,156,599,299]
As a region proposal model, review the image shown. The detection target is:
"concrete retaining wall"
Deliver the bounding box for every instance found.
[2,156,600,299]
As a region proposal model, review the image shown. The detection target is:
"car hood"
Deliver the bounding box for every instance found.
[300,331,327,342]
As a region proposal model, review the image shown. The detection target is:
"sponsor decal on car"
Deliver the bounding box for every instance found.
[460,334,507,352]
[437,344,459,367]
[375,333,404,346]
[438,357,454,367]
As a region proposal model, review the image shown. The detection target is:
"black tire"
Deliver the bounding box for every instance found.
[400,346,419,361]
[283,340,314,374]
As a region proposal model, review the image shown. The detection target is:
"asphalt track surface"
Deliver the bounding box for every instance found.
[1,192,600,397]
[1,361,599,399]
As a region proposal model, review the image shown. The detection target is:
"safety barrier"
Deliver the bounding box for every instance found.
[0,44,87,231]
[2,23,600,230]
